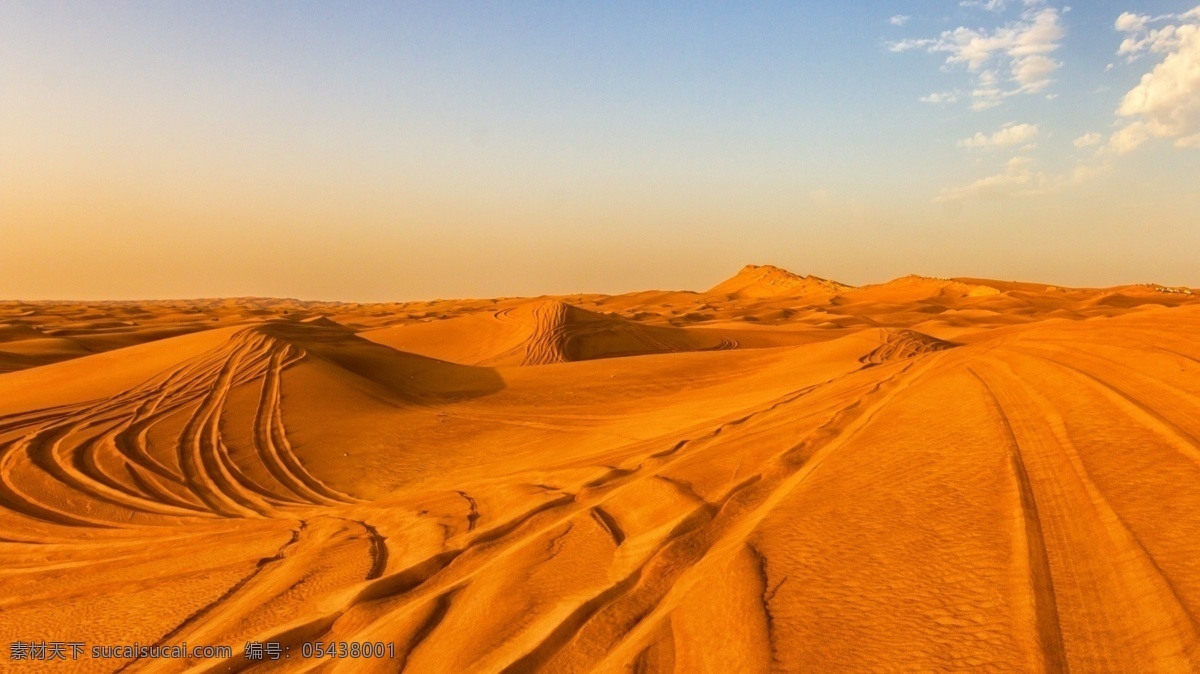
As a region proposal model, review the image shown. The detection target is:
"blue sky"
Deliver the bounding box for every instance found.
[2,1,1198,299]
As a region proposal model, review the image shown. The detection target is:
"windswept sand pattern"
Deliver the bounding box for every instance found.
[3,281,1200,672]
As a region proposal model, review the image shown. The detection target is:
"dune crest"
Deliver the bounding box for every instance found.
[707,264,854,299]
[851,274,1003,300]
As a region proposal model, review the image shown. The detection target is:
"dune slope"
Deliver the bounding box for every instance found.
[361,299,749,366]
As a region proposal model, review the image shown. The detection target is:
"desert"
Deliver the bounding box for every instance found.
[6,1,1200,671]
[2,265,1200,671]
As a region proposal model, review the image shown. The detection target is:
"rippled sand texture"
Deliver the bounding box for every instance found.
[2,266,1200,672]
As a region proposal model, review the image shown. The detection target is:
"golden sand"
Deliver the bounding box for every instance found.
[2,266,1199,672]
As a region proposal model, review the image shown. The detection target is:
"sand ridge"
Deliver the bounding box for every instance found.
[2,266,1200,672]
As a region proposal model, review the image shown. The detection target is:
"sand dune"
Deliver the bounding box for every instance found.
[362,299,750,367]
[2,266,1200,672]
[857,328,957,364]
[706,264,852,300]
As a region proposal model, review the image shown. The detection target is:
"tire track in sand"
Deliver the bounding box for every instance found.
[974,353,1200,671]
[970,367,1068,674]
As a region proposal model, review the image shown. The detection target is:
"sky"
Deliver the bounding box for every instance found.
[2,1,1198,301]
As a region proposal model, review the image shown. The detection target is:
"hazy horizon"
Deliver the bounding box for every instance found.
[3,1,1199,302]
[0,264,1192,305]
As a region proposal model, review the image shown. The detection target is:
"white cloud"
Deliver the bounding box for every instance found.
[935,153,1107,202]
[1119,24,1185,59]
[961,0,1046,11]
[1115,8,1200,60]
[1107,8,1200,153]
[890,39,935,53]
[935,156,1047,202]
[1011,54,1058,91]
[1115,11,1149,34]
[889,7,1064,110]
[890,15,911,27]
[961,0,1008,11]
[1073,132,1102,148]
[920,91,959,104]
[958,122,1039,149]
[969,70,1005,110]
[971,99,1002,111]
[1108,122,1151,154]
